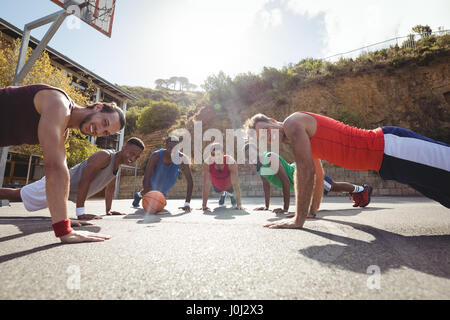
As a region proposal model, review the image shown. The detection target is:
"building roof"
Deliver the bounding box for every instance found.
[0,17,137,102]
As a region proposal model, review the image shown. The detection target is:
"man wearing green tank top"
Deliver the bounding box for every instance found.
[244,144,371,217]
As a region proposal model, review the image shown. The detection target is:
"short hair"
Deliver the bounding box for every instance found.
[243,143,257,153]
[243,113,272,131]
[165,136,180,144]
[85,102,126,130]
[126,137,145,150]
[210,143,223,153]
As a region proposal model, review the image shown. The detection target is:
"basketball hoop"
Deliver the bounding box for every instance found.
[51,0,116,37]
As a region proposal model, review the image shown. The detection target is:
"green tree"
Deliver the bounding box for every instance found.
[65,132,101,168]
[178,76,189,91]
[202,71,234,103]
[125,107,143,136]
[168,76,179,90]
[137,101,181,134]
[412,25,432,37]
[155,78,167,89]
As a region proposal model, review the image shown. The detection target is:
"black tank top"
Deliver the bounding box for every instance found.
[0,84,75,147]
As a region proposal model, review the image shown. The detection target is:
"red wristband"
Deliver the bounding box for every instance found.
[52,219,73,238]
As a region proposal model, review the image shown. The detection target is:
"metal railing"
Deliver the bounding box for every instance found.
[322,29,449,62]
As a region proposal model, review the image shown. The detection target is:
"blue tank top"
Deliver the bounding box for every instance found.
[149,149,180,196]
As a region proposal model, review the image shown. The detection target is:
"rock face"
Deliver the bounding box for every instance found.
[242,55,450,143]
[118,54,449,200]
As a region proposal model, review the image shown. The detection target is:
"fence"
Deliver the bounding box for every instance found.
[322,29,449,62]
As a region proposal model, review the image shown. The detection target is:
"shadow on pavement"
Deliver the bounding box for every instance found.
[299,218,450,280]
[202,206,249,220]
[0,218,102,264]
[124,208,189,224]
[0,243,62,264]
[265,207,388,222]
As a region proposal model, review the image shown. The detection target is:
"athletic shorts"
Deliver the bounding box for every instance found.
[20,177,48,212]
[379,126,450,208]
[323,174,333,195]
[212,185,234,194]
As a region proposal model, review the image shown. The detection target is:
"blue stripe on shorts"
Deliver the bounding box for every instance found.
[323,174,333,195]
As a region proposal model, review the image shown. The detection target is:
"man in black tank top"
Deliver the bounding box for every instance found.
[0,84,125,243]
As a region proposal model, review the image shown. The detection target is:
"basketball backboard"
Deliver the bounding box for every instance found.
[51,0,116,37]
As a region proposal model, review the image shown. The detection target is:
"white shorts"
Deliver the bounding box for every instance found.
[20,177,48,212]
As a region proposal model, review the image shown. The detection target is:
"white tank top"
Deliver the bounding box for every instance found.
[68,150,117,202]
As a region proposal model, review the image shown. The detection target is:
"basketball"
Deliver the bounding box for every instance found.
[142,191,166,213]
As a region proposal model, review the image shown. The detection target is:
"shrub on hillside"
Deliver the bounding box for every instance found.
[125,107,142,136]
[137,101,181,134]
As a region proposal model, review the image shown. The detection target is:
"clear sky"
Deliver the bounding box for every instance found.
[1,0,449,89]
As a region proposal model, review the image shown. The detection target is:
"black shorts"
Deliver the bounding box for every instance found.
[378,127,450,208]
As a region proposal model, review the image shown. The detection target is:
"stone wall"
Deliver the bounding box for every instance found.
[116,162,420,199]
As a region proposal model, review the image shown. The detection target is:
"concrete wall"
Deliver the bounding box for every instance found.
[116,162,420,199]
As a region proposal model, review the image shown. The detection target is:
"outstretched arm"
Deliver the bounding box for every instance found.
[76,150,111,220]
[254,176,271,210]
[309,158,324,215]
[229,160,243,210]
[104,178,125,215]
[142,152,159,195]
[201,162,211,210]
[273,156,291,213]
[36,90,110,243]
[265,117,314,229]
[179,160,193,212]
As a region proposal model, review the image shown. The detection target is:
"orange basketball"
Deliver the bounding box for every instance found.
[142,191,166,213]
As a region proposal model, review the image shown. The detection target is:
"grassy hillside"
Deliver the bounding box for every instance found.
[122,27,450,169]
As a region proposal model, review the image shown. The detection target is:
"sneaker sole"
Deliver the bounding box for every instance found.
[360,186,373,208]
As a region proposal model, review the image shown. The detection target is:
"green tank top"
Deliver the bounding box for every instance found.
[257,152,295,192]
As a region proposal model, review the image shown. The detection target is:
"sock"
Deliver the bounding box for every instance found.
[353,185,365,193]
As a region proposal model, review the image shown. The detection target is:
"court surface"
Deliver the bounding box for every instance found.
[0,196,449,300]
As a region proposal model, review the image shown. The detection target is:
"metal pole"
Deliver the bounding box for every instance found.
[14,10,70,85]
[114,100,128,199]
[0,149,9,206]
[25,155,32,185]
[133,160,138,195]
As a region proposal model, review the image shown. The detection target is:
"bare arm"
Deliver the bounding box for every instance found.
[105,178,115,214]
[275,158,292,213]
[179,160,193,211]
[142,152,159,195]
[254,176,271,210]
[38,98,70,226]
[265,117,315,229]
[310,158,324,214]
[76,151,111,219]
[201,162,211,210]
[228,160,243,209]
[36,90,110,242]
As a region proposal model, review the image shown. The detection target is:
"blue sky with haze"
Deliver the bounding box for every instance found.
[1,0,448,89]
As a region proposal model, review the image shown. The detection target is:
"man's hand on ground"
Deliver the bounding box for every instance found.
[284,212,314,219]
[272,208,288,214]
[77,214,102,220]
[70,219,94,227]
[59,230,111,243]
[264,219,303,229]
[106,211,126,216]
